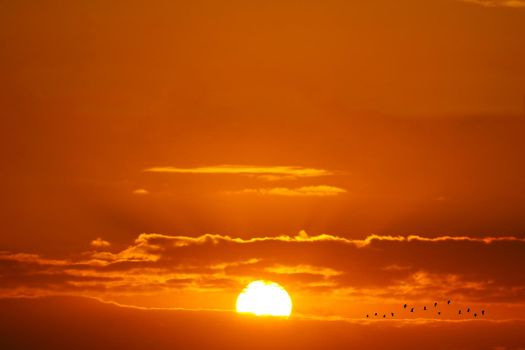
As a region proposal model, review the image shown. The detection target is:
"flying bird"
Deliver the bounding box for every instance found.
[391,312,394,317]
[467,307,470,313]
[375,312,378,316]
[438,311,441,315]
[459,310,462,315]
[434,302,438,307]
[448,300,451,305]
[474,313,477,317]
[403,304,407,309]
[366,314,369,318]
[423,306,427,311]
[482,310,485,316]
[383,314,386,318]
[410,307,414,312]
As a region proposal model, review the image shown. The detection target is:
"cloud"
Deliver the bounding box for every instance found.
[90,238,111,248]
[144,165,341,195]
[144,165,332,178]
[265,264,343,278]
[462,0,525,7]
[132,189,149,195]
[228,185,347,197]
[2,232,525,317]
[2,296,525,350]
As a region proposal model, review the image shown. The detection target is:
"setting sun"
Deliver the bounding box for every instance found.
[236,280,293,317]
[1,0,525,349]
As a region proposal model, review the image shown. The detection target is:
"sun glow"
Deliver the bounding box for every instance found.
[236,280,292,317]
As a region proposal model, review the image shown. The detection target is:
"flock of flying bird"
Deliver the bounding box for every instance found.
[366,300,486,319]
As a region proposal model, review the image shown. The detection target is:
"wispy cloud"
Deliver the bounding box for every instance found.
[132,189,149,195]
[462,0,525,7]
[228,185,346,197]
[265,264,343,278]
[144,165,332,178]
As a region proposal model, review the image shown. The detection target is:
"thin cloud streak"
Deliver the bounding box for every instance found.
[103,231,525,255]
[144,165,332,178]
[462,0,525,7]
[228,185,347,197]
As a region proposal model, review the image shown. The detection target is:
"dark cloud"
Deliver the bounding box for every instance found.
[2,233,525,310]
[1,296,525,350]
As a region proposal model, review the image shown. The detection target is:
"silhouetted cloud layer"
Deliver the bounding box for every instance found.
[1,296,525,350]
[1,232,525,317]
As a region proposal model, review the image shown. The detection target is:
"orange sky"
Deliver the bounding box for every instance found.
[1,0,525,348]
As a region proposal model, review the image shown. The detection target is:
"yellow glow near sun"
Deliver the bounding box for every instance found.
[236,280,292,317]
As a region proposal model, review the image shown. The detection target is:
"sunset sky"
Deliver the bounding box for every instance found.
[1,0,525,349]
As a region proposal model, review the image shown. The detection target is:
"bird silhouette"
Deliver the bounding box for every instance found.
[366,299,483,320]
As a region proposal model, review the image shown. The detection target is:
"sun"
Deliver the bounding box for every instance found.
[236,280,292,317]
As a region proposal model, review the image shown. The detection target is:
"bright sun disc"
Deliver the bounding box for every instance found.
[236,280,292,317]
